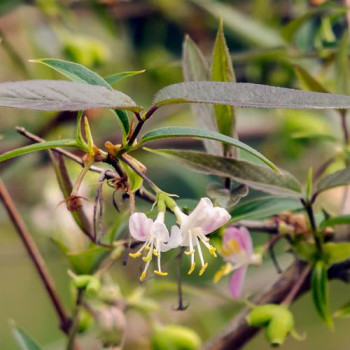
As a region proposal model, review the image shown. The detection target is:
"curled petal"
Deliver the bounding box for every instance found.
[161,225,183,252]
[183,197,213,230]
[229,266,247,299]
[224,226,253,258]
[129,212,152,241]
[151,221,170,242]
[201,207,231,234]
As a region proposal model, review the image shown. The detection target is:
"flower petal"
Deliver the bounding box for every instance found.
[182,197,213,230]
[151,221,170,242]
[224,226,253,257]
[161,225,183,252]
[201,207,231,234]
[229,266,247,299]
[129,212,152,241]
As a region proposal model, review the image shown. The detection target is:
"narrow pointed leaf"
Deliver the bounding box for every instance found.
[293,65,329,93]
[311,260,333,328]
[182,35,222,155]
[211,20,236,149]
[0,139,80,162]
[104,70,145,84]
[320,215,350,230]
[0,80,140,111]
[30,59,135,135]
[190,0,284,47]
[336,31,350,95]
[154,82,350,110]
[144,149,302,197]
[316,167,350,195]
[230,196,302,222]
[30,58,111,88]
[11,326,42,350]
[140,126,277,170]
[334,300,350,318]
[324,242,350,265]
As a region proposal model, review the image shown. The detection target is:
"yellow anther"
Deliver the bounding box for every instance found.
[154,270,168,277]
[129,252,142,258]
[145,246,150,251]
[213,270,223,283]
[188,263,196,275]
[209,246,217,257]
[185,249,195,256]
[153,249,159,256]
[222,239,241,257]
[142,255,152,262]
[140,271,146,281]
[199,262,209,276]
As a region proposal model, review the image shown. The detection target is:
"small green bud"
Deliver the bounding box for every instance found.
[77,309,94,334]
[151,325,201,350]
[266,308,294,347]
[68,271,100,297]
[246,304,281,327]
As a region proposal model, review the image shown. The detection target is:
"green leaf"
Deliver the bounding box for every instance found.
[144,149,302,198]
[281,3,345,42]
[0,139,80,163]
[320,215,350,229]
[0,80,140,112]
[230,196,302,222]
[11,325,42,350]
[140,126,277,171]
[104,70,145,84]
[291,132,338,143]
[294,242,318,263]
[189,0,284,48]
[30,59,135,135]
[324,242,350,265]
[30,58,136,136]
[334,301,350,318]
[315,167,350,195]
[30,58,111,89]
[336,31,350,95]
[306,168,313,201]
[211,20,236,144]
[182,35,221,155]
[66,246,111,274]
[293,65,329,93]
[153,82,350,110]
[311,260,333,328]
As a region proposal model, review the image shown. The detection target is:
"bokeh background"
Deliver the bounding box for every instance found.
[1,0,350,349]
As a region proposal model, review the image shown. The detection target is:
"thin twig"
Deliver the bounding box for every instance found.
[0,180,72,334]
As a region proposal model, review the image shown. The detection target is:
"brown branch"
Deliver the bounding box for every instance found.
[203,260,308,350]
[204,258,350,350]
[0,179,71,334]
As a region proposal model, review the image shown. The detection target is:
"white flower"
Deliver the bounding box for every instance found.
[172,197,231,276]
[129,211,180,280]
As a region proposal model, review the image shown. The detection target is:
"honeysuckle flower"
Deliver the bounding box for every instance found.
[214,226,260,299]
[172,197,231,276]
[129,211,180,281]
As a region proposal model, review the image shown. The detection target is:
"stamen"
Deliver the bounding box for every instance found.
[209,246,217,257]
[199,262,208,276]
[195,236,205,267]
[188,262,196,275]
[140,271,147,281]
[153,249,159,256]
[154,270,168,277]
[142,255,152,262]
[185,249,195,255]
[213,270,223,283]
[129,252,142,258]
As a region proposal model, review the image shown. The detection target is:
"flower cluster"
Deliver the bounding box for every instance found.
[129,196,231,281]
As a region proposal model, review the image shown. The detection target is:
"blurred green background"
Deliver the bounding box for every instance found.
[1,0,350,349]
